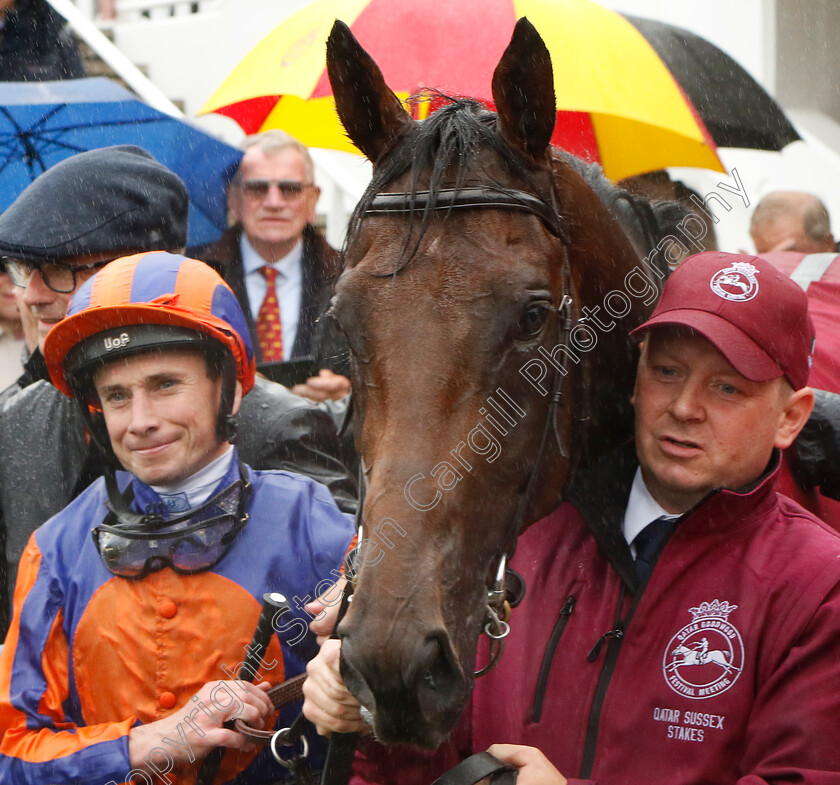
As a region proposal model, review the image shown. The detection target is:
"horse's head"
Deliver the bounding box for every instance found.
[326,18,658,747]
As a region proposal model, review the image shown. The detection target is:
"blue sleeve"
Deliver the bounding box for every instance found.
[0,533,134,785]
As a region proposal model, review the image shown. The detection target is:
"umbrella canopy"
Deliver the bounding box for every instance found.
[625,15,800,152]
[0,77,242,247]
[200,0,724,181]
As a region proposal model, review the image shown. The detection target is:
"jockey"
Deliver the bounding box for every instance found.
[0,252,354,784]
[692,637,709,664]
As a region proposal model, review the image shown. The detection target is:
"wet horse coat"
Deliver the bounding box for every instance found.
[326,19,669,747]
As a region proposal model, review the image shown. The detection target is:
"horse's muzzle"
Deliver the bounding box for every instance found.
[339,626,472,748]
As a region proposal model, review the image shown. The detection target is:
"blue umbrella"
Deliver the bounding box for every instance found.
[0,77,242,246]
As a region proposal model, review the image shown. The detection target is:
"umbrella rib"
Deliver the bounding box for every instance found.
[32,116,166,135]
[0,107,27,137]
[0,107,48,176]
[31,137,91,156]
[5,114,168,167]
[28,104,70,134]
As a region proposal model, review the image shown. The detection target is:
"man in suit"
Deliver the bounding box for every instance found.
[191,131,350,402]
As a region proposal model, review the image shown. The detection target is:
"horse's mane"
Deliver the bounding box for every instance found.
[344,95,685,275]
[553,149,682,269]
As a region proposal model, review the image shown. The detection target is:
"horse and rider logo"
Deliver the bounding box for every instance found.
[663,599,744,700]
[710,262,760,302]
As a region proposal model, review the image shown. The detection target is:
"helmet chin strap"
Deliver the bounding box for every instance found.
[70,396,147,527]
[216,351,239,444]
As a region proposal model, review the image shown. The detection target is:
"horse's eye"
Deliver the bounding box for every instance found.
[518,303,550,339]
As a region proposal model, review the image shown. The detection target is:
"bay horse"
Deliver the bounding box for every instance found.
[325,18,673,748]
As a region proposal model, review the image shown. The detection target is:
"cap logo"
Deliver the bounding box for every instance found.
[104,332,130,351]
[710,262,759,302]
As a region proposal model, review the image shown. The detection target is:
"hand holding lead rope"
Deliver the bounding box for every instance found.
[196,592,290,785]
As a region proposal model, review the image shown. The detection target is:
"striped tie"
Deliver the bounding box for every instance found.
[256,266,284,362]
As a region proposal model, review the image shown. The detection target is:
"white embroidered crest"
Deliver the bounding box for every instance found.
[710,262,759,302]
[663,599,744,700]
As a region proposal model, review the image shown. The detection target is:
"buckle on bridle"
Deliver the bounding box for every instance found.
[475,554,513,676]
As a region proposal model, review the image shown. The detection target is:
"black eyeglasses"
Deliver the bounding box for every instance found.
[238,179,315,200]
[3,257,113,294]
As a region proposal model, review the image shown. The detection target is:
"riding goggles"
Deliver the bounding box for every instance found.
[92,477,252,579]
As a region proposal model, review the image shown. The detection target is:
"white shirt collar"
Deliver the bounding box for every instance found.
[151,445,235,512]
[240,233,303,279]
[622,467,682,552]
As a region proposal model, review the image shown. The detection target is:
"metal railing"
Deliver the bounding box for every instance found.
[106,0,224,23]
[70,0,223,22]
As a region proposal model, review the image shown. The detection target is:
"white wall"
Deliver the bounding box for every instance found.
[776,0,840,123]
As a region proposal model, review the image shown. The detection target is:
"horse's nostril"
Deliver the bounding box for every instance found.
[340,628,470,747]
[412,632,467,723]
[416,636,445,692]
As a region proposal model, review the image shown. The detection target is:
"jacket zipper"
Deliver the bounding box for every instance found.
[580,583,633,779]
[531,595,576,722]
[586,626,624,661]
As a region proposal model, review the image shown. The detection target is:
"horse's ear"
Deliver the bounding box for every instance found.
[492,18,556,161]
[326,20,412,164]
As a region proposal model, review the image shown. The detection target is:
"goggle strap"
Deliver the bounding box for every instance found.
[103,468,150,529]
[102,460,252,531]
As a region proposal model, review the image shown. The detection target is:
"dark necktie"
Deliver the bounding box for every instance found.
[633,516,678,582]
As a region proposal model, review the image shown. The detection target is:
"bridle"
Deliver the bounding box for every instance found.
[227,171,674,785]
[234,181,579,785]
[351,182,577,676]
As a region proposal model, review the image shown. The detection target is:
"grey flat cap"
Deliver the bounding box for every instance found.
[0,145,189,261]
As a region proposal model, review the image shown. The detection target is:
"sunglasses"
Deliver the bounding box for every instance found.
[92,478,251,579]
[238,179,315,200]
[3,257,113,294]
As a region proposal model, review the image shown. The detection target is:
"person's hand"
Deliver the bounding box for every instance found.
[487,745,567,785]
[128,680,274,767]
[302,576,367,736]
[305,576,348,644]
[302,638,367,736]
[292,369,351,402]
[743,238,797,255]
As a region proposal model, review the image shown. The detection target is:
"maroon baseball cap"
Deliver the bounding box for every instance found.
[631,251,814,390]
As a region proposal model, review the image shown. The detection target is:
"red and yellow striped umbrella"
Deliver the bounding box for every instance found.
[200,0,723,181]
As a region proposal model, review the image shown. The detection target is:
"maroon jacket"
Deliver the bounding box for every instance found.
[352,447,840,784]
